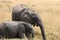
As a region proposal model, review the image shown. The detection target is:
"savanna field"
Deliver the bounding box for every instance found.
[0,0,60,40]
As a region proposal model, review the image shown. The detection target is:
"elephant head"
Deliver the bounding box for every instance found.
[12,4,46,40]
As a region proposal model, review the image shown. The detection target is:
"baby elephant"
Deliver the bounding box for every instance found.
[0,21,34,40]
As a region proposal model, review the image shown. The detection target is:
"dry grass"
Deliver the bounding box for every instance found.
[0,0,60,40]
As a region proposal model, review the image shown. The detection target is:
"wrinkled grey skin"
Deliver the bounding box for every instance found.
[0,21,34,40]
[12,4,46,40]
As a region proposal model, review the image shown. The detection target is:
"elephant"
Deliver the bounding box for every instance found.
[12,4,46,40]
[0,21,34,40]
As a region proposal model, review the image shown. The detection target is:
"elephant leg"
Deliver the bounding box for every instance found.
[20,39,24,40]
[31,30,34,40]
[27,37,30,40]
[1,38,4,40]
[25,33,31,40]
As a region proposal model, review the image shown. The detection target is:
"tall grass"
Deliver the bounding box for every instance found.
[0,0,60,40]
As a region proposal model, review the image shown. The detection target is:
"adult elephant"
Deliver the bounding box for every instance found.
[12,4,46,40]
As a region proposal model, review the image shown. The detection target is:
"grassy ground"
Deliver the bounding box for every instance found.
[0,0,60,40]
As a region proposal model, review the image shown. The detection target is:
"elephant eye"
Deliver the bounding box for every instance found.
[23,12,30,17]
[24,14,28,18]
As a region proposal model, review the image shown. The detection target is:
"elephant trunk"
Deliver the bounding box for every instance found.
[31,14,46,40]
[37,21,46,40]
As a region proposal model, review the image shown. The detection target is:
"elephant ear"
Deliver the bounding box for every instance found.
[20,10,32,22]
